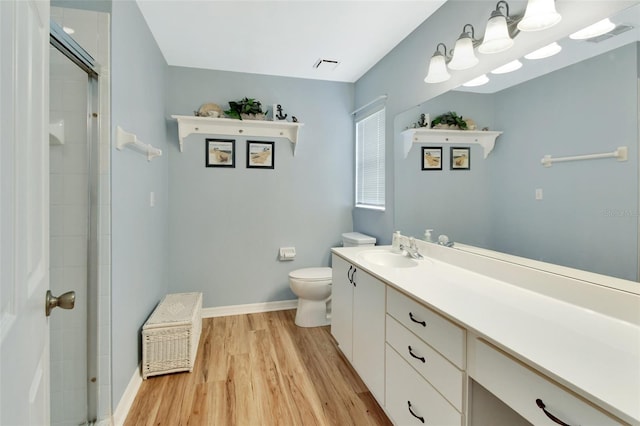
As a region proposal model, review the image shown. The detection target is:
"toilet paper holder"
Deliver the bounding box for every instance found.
[279,247,296,261]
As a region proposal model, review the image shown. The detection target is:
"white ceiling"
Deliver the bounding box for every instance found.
[136,0,447,82]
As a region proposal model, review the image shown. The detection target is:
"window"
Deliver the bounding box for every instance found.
[355,107,385,210]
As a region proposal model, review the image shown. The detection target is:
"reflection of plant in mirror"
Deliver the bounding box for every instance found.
[432,111,468,130]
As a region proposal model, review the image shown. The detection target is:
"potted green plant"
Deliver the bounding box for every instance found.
[224,97,267,120]
[431,111,468,130]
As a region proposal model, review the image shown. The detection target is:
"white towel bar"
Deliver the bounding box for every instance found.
[541,146,627,167]
[116,126,162,161]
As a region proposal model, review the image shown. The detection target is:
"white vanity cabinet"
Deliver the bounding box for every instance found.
[385,286,466,425]
[331,255,354,359]
[331,245,639,426]
[330,254,386,401]
[468,338,623,426]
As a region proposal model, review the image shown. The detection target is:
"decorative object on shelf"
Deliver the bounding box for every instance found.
[224,97,267,120]
[275,104,288,121]
[205,138,235,168]
[292,116,298,123]
[247,140,275,169]
[424,0,562,84]
[115,126,162,162]
[450,147,470,170]
[421,147,442,170]
[419,113,430,128]
[432,112,468,130]
[195,103,223,118]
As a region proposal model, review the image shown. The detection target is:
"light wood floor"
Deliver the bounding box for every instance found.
[125,309,391,426]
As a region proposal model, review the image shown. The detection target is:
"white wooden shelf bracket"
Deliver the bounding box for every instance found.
[171,115,304,156]
[541,146,628,167]
[400,128,502,159]
[116,126,162,161]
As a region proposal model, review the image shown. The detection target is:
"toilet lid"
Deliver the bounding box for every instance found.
[289,267,332,281]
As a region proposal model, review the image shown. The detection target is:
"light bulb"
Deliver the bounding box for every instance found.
[517,0,562,32]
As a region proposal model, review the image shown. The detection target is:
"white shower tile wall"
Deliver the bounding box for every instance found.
[50,7,112,426]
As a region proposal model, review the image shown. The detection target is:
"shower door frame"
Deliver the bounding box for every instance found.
[50,20,102,425]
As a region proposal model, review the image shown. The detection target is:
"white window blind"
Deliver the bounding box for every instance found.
[355,107,385,210]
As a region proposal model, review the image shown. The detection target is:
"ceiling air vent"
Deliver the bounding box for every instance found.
[586,24,634,43]
[313,58,340,71]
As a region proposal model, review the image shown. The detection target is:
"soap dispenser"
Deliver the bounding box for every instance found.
[424,229,433,243]
[391,231,402,253]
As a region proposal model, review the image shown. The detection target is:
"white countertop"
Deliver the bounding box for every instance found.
[332,245,640,425]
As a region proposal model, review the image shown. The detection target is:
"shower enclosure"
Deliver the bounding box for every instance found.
[49,7,111,425]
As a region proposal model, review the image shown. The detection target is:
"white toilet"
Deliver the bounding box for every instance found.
[289,232,376,327]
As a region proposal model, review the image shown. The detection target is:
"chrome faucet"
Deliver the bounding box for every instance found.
[400,237,424,260]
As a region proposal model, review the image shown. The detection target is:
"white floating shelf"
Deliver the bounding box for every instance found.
[400,128,502,159]
[171,115,304,155]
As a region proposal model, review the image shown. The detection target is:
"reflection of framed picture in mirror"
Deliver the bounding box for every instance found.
[206,138,235,168]
[247,141,275,169]
[450,147,470,170]
[421,147,442,170]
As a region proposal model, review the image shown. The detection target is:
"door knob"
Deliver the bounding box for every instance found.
[45,290,75,317]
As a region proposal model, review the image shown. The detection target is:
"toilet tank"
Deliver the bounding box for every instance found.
[342,232,376,247]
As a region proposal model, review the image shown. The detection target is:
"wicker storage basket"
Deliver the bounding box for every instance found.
[142,292,202,379]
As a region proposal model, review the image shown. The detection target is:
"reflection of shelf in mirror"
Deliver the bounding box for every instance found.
[401,128,502,159]
[172,115,304,156]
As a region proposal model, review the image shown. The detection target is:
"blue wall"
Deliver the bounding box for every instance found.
[166,67,354,307]
[111,0,170,409]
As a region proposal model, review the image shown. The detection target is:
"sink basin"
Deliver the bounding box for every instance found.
[357,250,418,268]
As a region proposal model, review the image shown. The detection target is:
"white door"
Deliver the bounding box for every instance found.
[0,0,51,425]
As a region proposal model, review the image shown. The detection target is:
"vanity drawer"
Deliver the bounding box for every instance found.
[386,344,462,426]
[386,314,464,411]
[469,339,622,426]
[387,286,465,369]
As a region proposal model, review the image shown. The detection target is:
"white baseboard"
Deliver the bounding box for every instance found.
[202,299,297,318]
[112,365,142,426]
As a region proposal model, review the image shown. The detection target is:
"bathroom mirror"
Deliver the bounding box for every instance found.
[394,4,640,282]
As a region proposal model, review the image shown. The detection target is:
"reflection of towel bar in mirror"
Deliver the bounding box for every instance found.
[541,146,627,167]
[116,126,162,161]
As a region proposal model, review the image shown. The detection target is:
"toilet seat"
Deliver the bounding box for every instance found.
[289,267,331,282]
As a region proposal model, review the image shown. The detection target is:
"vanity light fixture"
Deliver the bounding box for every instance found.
[424,43,451,83]
[448,24,480,70]
[491,59,523,74]
[478,1,515,55]
[517,0,561,32]
[463,74,490,87]
[524,41,562,60]
[569,18,616,40]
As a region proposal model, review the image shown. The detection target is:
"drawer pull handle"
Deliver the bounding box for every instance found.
[536,399,571,426]
[407,401,425,423]
[408,346,426,363]
[409,312,426,327]
[347,266,356,287]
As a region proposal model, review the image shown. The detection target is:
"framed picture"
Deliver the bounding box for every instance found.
[247,141,275,169]
[421,147,442,170]
[450,147,470,170]
[206,138,235,168]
